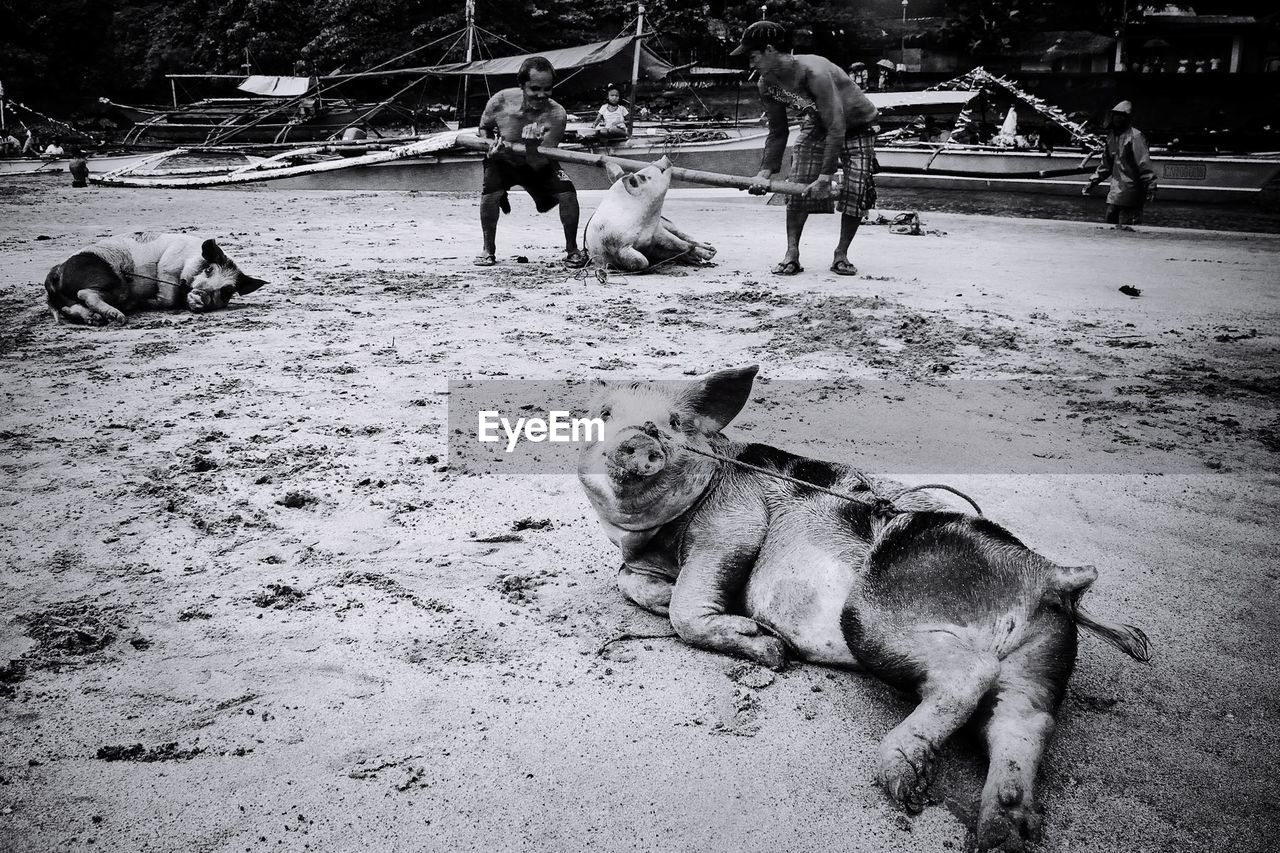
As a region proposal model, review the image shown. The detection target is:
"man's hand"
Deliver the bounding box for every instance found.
[804,175,834,200]
[747,169,773,196]
[521,121,545,143]
[485,135,509,157]
[1081,181,1097,197]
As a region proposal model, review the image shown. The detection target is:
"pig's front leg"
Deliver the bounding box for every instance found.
[668,513,783,670]
[617,564,674,615]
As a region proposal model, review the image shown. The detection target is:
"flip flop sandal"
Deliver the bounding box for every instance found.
[829,260,858,276]
[473,254,497,267]
[771,260,803,276]
[564,249,589,269]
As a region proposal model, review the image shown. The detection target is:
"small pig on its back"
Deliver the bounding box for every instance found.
[584,156,716,272]
[577,365,1150,852]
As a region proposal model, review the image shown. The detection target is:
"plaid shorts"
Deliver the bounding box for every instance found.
[787,126,877,215]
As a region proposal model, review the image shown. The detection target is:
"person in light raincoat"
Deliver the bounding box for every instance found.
[1082,100,1157,226]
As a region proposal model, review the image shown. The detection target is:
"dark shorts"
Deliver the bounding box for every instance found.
[787,126,877,216]
[482,157,576,212]
[1105,203,1143,225]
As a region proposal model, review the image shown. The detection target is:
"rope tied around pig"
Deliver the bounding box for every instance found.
[640,422,983,518]
[595,426,984,658]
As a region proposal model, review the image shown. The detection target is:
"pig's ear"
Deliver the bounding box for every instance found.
[201,239,229,265]
[604,162,626,184]
[682,365,759,432]
[235,273,267,295]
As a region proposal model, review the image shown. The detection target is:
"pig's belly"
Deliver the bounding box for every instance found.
[744,543,860,668]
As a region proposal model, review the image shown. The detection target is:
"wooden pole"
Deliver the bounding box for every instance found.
[452,134,808,195]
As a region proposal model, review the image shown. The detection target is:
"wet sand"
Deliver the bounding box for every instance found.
[1,176,1277,853]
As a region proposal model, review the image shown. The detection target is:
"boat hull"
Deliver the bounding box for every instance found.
[256,137,1280,205]
[874,144,1280,204]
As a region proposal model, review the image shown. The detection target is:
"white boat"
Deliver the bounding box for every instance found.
[1,148,264,178]
[871,68,1280,204]
[872,143,1280,205]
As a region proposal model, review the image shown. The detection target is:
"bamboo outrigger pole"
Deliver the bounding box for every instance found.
[452,134,808,195]
[91,130,809,194]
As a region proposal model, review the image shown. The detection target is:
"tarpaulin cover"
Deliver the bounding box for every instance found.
[237,76,316,97]
[421,36,672,82]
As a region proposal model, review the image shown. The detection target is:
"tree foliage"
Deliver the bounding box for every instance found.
[0,0,1128,112]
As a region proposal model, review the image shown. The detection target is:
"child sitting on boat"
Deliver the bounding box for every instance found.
[590,86,630,140]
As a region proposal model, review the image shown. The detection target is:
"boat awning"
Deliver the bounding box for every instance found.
[420,36,672,82]
[237,75,316,97]
[866,90,981,115]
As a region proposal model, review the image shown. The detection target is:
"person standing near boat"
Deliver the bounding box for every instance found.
[1082,100,1157,227]
[736,20,879,276]
[474,56,587,268]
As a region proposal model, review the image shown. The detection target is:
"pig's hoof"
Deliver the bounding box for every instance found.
[106,311,128,325]
[744,635,788,671]
[876,732,938,814]
[976,788,1041,852]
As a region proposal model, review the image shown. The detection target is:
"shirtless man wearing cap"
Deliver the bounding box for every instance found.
[734,21,879,276]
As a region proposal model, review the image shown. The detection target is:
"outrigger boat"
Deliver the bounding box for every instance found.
[82,18,1280,204]
[872,67,1280,204]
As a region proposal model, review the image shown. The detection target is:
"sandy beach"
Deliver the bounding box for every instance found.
[1,175,1277,853]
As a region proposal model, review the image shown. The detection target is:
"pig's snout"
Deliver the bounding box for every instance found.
[608,432,667,477]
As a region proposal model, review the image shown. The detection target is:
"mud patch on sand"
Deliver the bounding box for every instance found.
[252,583,307,609]
[96,742,205,762]
[765,295,1024,374]
[326,570,454,612]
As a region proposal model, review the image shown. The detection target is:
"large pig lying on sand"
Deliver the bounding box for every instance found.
[44,232,266,325]
[584,157,716,272]
[578,365,1150,852]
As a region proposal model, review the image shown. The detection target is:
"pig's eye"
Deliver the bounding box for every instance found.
[599,406,612,421]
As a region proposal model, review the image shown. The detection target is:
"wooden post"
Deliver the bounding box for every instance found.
[452,134,809,195]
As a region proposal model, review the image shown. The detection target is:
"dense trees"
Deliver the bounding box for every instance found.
[0,0,1134,110]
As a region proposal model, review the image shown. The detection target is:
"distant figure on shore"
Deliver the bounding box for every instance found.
[474,56,586,268]
[21,128,39,156]
[44,138,65,157]
[68,149,89,187]
[1082,101,1157,227]
[735,20,880,277]
[591,86,630,140]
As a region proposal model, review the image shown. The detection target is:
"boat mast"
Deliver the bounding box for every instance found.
[460,0,476,128]
[628,2,644,132]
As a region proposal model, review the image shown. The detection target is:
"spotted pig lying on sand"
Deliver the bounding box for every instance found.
[578,365,1151,852]
[44,232,266,325]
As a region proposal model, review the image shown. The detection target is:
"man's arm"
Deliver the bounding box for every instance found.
[757,93,791,177]
[807,67,846,180]
[1132,130,1157,200]
[521,103,567,169]
[477,93,503,140]
[1083,142,1113,194]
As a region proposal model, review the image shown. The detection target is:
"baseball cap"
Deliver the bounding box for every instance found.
[730,21,790,56]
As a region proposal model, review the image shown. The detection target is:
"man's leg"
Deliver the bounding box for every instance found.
[783,209,808,264]
[833,213,860,265]
[557,191,581,254]
[479,190,503,260]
